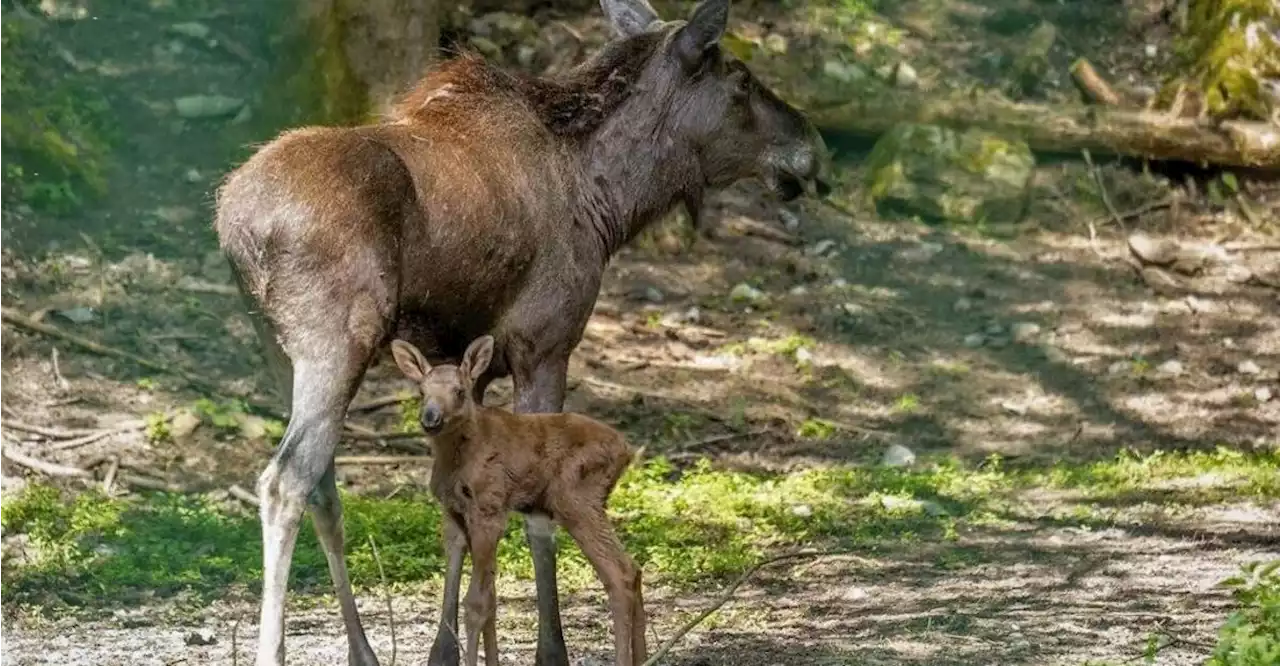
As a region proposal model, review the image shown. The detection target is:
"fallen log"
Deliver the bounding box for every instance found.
[807,90,1280,169]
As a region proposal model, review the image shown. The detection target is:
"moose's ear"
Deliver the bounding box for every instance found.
[391,340,430,383]
[674,0,729,69]
[601,0,661,38]
[460,335,495,382]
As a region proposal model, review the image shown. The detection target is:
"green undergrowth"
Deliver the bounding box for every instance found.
[2,447,1276,616]
[1,11,116,214]
[1163,0,1280,120]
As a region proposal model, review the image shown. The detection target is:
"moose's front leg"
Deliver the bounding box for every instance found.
[513,357,571,666]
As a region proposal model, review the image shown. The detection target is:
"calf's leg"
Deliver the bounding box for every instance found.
[463,514,504,666]
[430,513,467,666]
[560,509,644,666]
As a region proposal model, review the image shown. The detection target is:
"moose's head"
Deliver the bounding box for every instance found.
[598,0,832,203]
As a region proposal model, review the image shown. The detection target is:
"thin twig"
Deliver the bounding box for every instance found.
[0,307,224,397]
[118,472,184,493]
[102,457,120,495]
[50,419,154,451]
[1094,197,1175,225]
[641,549,869,666]
[335,455,430,466]
[1,447,93,478]
[677,429,769,452]
[349,394,412,414]
[368,535,397,666]
[230,615,241,666]
[0,420,98,439]
[1082,149,1126,232]
[51,347,71,392]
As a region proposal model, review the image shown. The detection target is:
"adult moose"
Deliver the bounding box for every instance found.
[214,0,830,664]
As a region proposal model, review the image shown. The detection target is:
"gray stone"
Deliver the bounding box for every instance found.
[963,333,986,348]
[881,443,916,467]
[789,285,809,297]
[55,307,96,325]
[1108,360,1131,376]
[680,306,702,324]
[953,297,974,312]
[1255,387,1273,403]
[1010,321,1041,343]
[169,22,211,40]
[985,322,1005,336]
[1128,233,1178,266]
[794,347,814,366]
[986,336,1010,349]
[729,283,765,304]
[174,95,244,119]
[894,62,919,88]
[1156,359,1184,376]
[778,207,801,230]
[169,410,201,439]
[1238,360,1262,376]
[643,286,665,304]
[1225,264,1254,283]
[807,239,837,256]
[823,60,866,83]
[185,629,217,646]
[865,123,1034,225]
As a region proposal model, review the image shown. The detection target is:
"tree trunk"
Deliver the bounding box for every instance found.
[807,90,1280,170]
[262,0,440,128]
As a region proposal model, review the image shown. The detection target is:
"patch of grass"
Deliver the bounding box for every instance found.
[1207,559,1280,666]
[144,412,171,445]
[1030,446,1280,502]
[893,392,921,414]
[796,418,838,440]
[3,448,1275,616]
[717,334,816,363]
[397,391,422,435]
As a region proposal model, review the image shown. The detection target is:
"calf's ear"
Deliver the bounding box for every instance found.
[460,335,495,382]
[391,340,430,383]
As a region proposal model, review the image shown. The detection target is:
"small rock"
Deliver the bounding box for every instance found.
[897,242,945,262]
[1010,321,1041,343]
[185,629,217,646]
[841,302,865,315]
[1185,295,1217,314]
[174,95,244,119]
[807,239,837,256]
[1144,44,1158,59]
[963,333,986,348]
[1255,387,1273,403]
[1042,346,1070,363]
[184,168,202,183]
[841,586,871,602]
[894,62,919,88]
[1161,299,1192,315]
[680,306,702,324]
[1225,264,1254,284]
[984,322,1005,336]
[790,504,813,518]
[169,410,201,439]
[237,414,269,440]
[794,347,814,366]
[1108,360,1131,375]
[879,495,923,512]
[1128,233,1179,266]
[822,60,866,83]
[516,45,537,68]
[921,500,949,517]
[169,22,211,40]
[777,207,801,230]
[763,33,788,54]
[881,443,916,467]
[1156,359,1184,376]
[789,285,809,297]
[643,286,665,304]
[830,277,848,288]
[986,336,1010,349]
[54,307,97,325]
[729,283,765,304]
[953,297,974,312]
[1238,360,1262,376]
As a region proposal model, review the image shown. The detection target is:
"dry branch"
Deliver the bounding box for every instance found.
[228,484,261,507]
[2,447,93,478]
[808,90,1280,169]
[0,307,236,401]
[1070,58,1122,107]
[642,549,871,666]
[368,535,397,666]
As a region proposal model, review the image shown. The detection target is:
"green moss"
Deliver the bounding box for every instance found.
[1164,0,1280,120]
[0,15,114,214]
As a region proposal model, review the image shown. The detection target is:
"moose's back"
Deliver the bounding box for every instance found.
[214,67,584,365]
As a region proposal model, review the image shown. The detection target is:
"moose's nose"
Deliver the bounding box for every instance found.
[422,404,444,432]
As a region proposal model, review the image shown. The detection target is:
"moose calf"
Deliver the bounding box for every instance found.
[392,335,645,666]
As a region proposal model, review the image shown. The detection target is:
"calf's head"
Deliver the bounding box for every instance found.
[600,0,831,201]
[391,336,495,435]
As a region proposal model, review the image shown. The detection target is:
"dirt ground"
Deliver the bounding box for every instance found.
[2,1,1278,665]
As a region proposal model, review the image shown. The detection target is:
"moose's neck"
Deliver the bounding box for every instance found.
[576,109,703,259]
